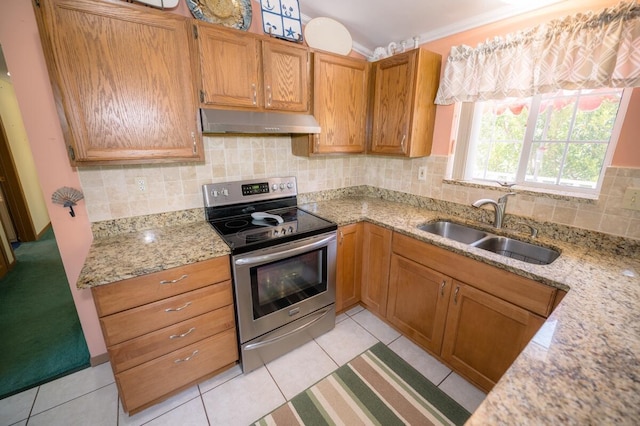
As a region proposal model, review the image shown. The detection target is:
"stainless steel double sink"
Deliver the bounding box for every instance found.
[418,221,560,265]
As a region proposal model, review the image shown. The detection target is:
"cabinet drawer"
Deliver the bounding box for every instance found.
[108,305,235,373]
[92,256,230,316]
[392,233,556,317]
[100,281,232,346]
[116,328,238,414]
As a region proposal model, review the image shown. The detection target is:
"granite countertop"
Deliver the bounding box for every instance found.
[77,195,640,423]
[77,221,230,288]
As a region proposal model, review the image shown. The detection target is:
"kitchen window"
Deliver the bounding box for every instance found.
[451,88,631,195]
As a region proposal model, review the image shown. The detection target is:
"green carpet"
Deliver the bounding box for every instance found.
[255,342,471,425]
[0,227,90,400]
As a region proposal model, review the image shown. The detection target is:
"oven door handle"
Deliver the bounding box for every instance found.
[243,306,333,351]
[234,234,336,266]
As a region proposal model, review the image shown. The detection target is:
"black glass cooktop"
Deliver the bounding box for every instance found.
[208,206,336,254]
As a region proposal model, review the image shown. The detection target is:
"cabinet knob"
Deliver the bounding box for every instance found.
[339,230,344,244]
[440,280,446,297]
[401,134,407,152]
[251,83,257,105]
[266,85,272,107]
[454,286,460,304]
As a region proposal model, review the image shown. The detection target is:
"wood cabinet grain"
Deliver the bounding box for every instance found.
[335,223,363,312]
[387,254,452,354]
[91,256,237,414]
[196,24,310,112]
[441,281,545,391]
[35,0,203,165]
[369,48,441,157]
[360,223,392,317]
[292,52,369,156]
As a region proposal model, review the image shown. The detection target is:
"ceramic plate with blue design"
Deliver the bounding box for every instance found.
[186,0,252,31]
[260,0,303,42]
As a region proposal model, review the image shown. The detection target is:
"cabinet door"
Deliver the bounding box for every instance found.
[336,223,363,312]
[197,24,261,109]
[36,0,202,165]
[360,223,392,317]
[312,52,368,154]
[441,281,545,391]
[387,254,452,354]
[370,50,417,156]
[262,40,310,112]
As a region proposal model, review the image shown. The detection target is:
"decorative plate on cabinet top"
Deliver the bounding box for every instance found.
[186,0,252,31]
[261,0,303,42]
[304,17,352,55]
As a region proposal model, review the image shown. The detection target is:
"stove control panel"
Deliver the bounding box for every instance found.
[203,177,297,207]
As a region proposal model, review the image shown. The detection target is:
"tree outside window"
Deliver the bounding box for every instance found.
[465,88,627,193]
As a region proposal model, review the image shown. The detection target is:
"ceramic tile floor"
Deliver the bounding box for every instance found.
[0,306,486,426]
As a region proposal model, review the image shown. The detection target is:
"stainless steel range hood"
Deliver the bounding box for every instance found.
[200,109,321,134]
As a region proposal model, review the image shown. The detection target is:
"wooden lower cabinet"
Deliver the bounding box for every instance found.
[116,328,238,414]
[441,282,545,391]
[360,223,392,317]
[335,223,363,312]
[389,232,556,392]
[387,254,452,354]
[92,256,238,414]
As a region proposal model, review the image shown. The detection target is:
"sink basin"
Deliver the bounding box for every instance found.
[418,221,488,244]
[471,236,560,265]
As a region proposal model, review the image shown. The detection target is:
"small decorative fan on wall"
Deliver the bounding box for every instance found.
[52,187,84,217]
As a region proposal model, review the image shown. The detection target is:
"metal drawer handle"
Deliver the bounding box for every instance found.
[169,327,195,339]
[159,274,188,285]
[251,83,257,105]
[454,286,460,304]
[174,350,198,364]
[266,85,272,106]
[165,301,192,312]
[440,280,446,297]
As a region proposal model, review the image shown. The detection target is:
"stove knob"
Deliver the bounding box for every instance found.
[271,184,278,191]
[221,188,229,196]
[273,229,279,236]
[288,226,294,233]
[279,183,285,189]
[287,182,293,189]
[211,190,219,197]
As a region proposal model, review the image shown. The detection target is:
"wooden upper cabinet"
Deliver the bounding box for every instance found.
[35,0,203,165]
[196,24,261,109]
[262,41,310,112]
[369,48,441,157]
[196,24,310,113]
[292,52,368,156]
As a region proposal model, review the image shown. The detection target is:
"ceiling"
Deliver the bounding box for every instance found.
[297,0,567,58]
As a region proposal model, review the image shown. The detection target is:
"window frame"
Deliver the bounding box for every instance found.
[450,88,632,196]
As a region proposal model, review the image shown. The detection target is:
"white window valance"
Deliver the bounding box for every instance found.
[435,1,640,105]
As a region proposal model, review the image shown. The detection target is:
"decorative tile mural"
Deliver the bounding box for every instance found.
[260,0,303,42]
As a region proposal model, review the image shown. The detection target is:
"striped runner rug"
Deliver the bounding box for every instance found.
[254,342,471,425]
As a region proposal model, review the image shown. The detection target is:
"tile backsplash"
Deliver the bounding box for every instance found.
[78,135,639,240]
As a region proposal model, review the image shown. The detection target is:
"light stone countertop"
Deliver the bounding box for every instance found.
[77,195,640,423]
[77,221,230,288]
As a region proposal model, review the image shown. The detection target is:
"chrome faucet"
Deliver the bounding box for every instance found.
[472,192,516,229]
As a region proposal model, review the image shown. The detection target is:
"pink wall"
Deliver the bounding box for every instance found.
[422,0,640,167]
[0,2,106,357]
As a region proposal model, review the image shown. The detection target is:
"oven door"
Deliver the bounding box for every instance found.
[232,232,336,344]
